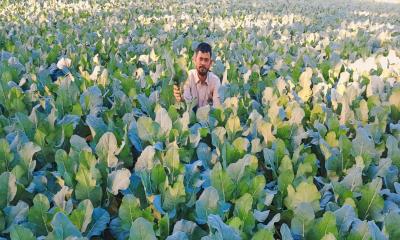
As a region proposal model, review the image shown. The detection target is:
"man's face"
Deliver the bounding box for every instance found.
[194,51,212,77]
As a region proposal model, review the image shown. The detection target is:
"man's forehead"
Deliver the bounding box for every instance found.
[196,51,211,58]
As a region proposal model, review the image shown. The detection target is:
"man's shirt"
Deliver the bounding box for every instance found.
[182,69,221,107]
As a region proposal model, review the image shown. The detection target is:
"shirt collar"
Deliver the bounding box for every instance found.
[195,71,209,85]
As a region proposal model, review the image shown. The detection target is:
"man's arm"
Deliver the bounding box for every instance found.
[182,80,193,102]
[212,78,221,107]
[173,79,192,103]
[173,85,182,102]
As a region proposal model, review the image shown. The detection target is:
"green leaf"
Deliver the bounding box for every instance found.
[55,149,76,187]
[162,175,186,212]
[196,105,211,123]
[325,131,338,148]
[135,146,156,172]
[289,106,305,125]
[137,116,159,143]
[264,139,288,176]
[298,68,313,102]
[284,181,321,211]
[233,193,255,233]
[164,142,181,175]
[0,210,5,232]
[86,115,108,143]
[356,99,369,123]
[166,232,188,239]
[95,132,120,168]
[17,141,41,174]
[306,212,338,239]
[69,199,93,232]
[326,135,353,177]
[128,120,143,152]
[280,223,294,240]
[347,220,371,240]
[15,113,35,139]
[321,233,338,240]
[195,187,223,224]
[207,214,241,240]
[340,161,363,191]
[151,164,166,191]
[4,200,29,230]
[252,229,274,240]
[386,135,400,168]
[334,205,357,237]
[278,155,294,195]
[119,194,144,231]
[227,154,258,184]
[138,94,155,117]
[357,178,384,220]
[351,128,377,168]
[384,212,400,239]
[232,137,250,154]
[223,141,247,166]
[80,86,103,115]
[55,77,80,114]
[85,208,110,238]
[107,168,131,195]
[48,212,82,239]
[46,45,61,64]
[129,217,157,240]
[70,135,91,152]
[291,203,315,238]
[53,186,73,213]
[211,127,227,148]
[0,138,13,174]
[158,214,170,239]
[257,120,275,145]
[0,172,17,209]
[155,106,173,135]
[28,194,50,235]
[75,163,102,205]
[210,162,234,202]
[244,175,266,200]
[296,153,317,179]
[10,225,35,240]
[226,115,241,140]
[194,145,210,171]
[338,135,352,164]
[172,219,205,239]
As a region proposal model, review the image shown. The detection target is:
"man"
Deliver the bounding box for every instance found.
[173,42,221,108]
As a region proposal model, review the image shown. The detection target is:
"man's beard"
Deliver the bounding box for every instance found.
[197,66,209,76]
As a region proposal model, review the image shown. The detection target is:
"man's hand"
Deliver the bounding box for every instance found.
[173,85,182,102]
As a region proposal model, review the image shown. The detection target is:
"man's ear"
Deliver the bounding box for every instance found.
[192,52,196,62]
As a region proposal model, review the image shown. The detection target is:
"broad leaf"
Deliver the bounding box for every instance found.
[48,212,82,239]
[129,217,157,240]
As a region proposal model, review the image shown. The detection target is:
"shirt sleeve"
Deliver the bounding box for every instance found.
[182,78,192,102]
[212,77,221,107]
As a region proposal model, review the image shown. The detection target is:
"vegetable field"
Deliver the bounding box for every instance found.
[1,0,400,239]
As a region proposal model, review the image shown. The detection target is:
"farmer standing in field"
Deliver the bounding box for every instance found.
[173,42,221,108]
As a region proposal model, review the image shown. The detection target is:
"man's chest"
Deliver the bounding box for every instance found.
[192,83,213,106]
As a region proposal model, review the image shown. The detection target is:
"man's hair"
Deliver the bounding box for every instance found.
[195,42,212,57]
